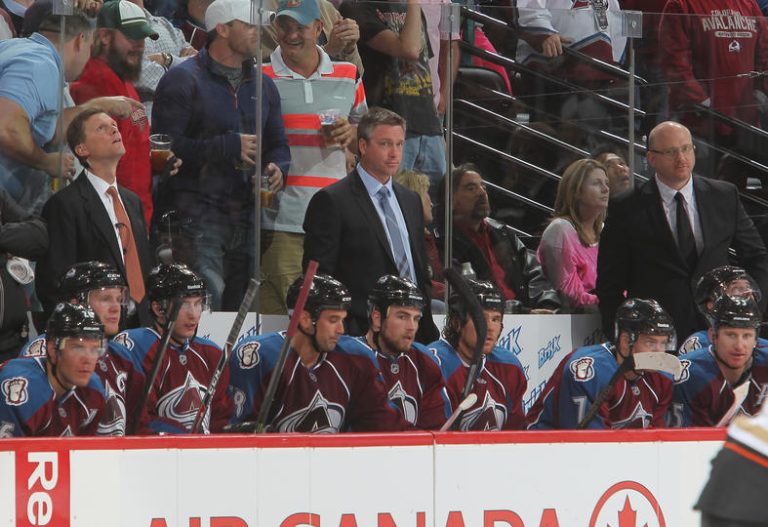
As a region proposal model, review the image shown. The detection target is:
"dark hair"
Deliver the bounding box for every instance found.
[435,162,482,221]
[357,107,406,142]
[590,143,627,162]
[67,107,107,165]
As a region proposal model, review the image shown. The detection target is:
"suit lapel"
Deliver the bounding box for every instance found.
[350,170,397,268]
[642,178,686,267]
[75,174,125,274]
[691,177,716,275]
[393,183,422,266]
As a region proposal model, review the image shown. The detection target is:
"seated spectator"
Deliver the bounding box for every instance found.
[679,265,766,354]
[537,158,609,311]
[669,295,768,428]
[0,303,107,437]
[0,188,47,363]
[394,169,445,305]
[591,144,632,197]
[436,163,560,313]
[169,0,213,50]
[428,279,527,431]
[115,263,232,433]
[227,274,409,432]
[527,298,676,429]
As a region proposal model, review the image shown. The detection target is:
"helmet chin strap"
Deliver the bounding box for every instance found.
[298,318,322,353]
[47,340,74,394]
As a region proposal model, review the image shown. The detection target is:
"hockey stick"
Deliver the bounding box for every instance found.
[715,382,750,427]
[190,277,260,434]
[443,268,487,430]
[439,393,478,432]
[127,298,183,435]
[577,352,683,429]
[252,260,319,433]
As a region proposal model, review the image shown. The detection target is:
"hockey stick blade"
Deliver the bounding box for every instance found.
[253,260,319,433]
[191,277,260,434]
[439,393,478,432]
[716,382,750,427]
[632,352,683,378]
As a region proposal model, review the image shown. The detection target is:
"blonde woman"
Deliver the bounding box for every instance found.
[537,159,609,310]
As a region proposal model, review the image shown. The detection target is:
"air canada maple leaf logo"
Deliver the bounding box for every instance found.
[589,481,666,527]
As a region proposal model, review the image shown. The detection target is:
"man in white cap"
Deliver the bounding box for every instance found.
[151,0,290,311]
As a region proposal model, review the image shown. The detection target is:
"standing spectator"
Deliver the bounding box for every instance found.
[303,107,439,343]
[537,158,609,311]
[70,0,160,225]
[591,145,632,197]
[597,121,768,341]
[36,109,155,325]
[340,0,446,193]
[152,0,290,310]
[259,0,367,314]
[437,163,560,313]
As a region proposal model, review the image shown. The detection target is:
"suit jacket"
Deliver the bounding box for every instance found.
[303,169,439,343]
[597,176,768,342]
[36,172,153,318]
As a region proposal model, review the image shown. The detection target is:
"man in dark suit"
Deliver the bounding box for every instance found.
[36,108,157,325]
[303,107,439,343]
[597,121,768,344]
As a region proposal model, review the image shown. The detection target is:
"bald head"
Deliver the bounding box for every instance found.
[647,121,695,190]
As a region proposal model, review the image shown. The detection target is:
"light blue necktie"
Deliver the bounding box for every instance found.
[377,186,411,279]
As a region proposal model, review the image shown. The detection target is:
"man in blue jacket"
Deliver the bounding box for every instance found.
[152,0,290,310]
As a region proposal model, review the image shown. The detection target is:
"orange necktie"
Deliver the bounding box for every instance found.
[107,186,145,302]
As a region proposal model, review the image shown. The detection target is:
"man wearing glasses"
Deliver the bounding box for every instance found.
[597,120,768,344]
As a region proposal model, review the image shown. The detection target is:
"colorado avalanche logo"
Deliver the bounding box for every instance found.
[274,391,345,433]
[679,336,700,355]
[156,371,207,431]
[611,401,653,429]
[237,341,261,369]
[97,382,127,436]
[0,421,14,438]
[22,337,46,358]
[459,391,507,431]
[570,357,595,382]
[674,360,692,384]
[2,377,28,406]
[113,332,134,350]
[388,381,418,425]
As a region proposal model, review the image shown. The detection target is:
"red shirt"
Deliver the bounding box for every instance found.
[70,58,152,224]
[456,221,516,300]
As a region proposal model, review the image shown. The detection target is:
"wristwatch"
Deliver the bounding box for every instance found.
[162,52,173,69]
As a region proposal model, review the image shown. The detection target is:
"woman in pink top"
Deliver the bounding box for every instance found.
[537,159,609,311]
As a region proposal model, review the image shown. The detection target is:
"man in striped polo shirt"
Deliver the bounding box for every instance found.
[260,0,367,314]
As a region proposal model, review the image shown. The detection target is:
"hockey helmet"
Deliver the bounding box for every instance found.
[367,274,425,319]
[711,295,762,331]
[614,298,676,350]
[46,302,106,347]
[58,261,127,304]
[147,263,206,302]
[694,266,760,320]
[286,274,351,320]
[448,278,504,322]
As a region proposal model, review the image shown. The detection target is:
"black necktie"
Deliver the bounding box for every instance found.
[675,192,697,270]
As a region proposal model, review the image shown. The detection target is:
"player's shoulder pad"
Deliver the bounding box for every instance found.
[751,346,768,368]
[336,335,379,370]
[190,335,222,352]
[488,345,523,367]
[0,358,50,412]
[426,339,462,377]
[564,344,614,383]
[412,342,441,367]
[107,340,144,372]
[675,347,719,386]
[679,330,708,355]
[19,334,47,358]
[231,332,283,371]
[112,327,154,354]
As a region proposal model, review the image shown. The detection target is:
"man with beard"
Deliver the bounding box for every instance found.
[70,0,162,224]
[436,163,560,313]
[227,273,409,432]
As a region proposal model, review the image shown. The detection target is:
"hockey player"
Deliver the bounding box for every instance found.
[679,265,765,354]
[20,261,147,435]
[527,298,676,429]
[428,279,527,431]
[228,273,409,432]
[669,295,768,427]
[348,275,450,429]
[115,263,232,433]
[0,303,107,437]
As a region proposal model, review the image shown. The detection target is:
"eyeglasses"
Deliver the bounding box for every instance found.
[649,144,696,158]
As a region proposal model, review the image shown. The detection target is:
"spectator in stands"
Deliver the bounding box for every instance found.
[591,144,632,197]
[537,158,608,312]
[259,0,367,314]
[152,0,290,310]
[340,0,446,194]
[437,163,560,313]
[394,168,445,306]
[0,6,141,213]
[303,107,439,343]
[659,0,768,145]
[70,0,160,225]
[421,0,459,116]
[527,298,676,429]
[260,0,364,75]
[597,120,768,342]
[170,0,213,50]
[0,190,47,363]
[429,278,527,431]
[669,295,768,428]
[37,108,155,325]
[128,0,198,120]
